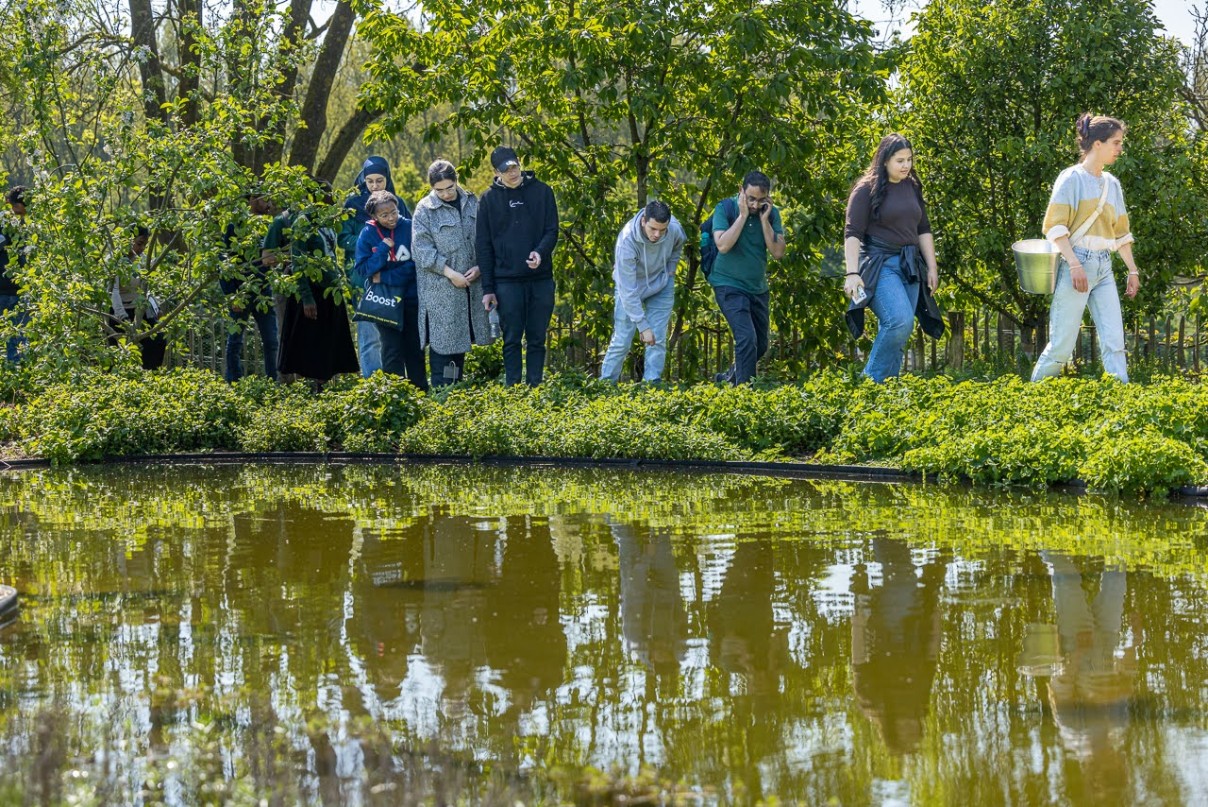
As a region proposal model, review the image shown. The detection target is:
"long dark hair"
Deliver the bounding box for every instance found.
[854,133,922,221]
[1076,113,1126,155]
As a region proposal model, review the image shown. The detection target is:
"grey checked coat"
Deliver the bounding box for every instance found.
[412,188,493,354]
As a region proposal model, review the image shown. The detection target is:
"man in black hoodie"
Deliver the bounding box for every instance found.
[477,147,559,386]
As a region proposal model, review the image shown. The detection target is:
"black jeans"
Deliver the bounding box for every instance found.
[377,296,428,391]
[713,285,769,384]
[496,277,555,387]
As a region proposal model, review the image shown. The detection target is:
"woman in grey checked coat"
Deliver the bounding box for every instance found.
[411,160,493,386]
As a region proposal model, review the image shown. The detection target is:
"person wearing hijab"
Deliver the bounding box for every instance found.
[339,156,409,378]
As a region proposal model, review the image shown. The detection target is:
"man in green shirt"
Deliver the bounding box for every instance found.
[709,170,786,384]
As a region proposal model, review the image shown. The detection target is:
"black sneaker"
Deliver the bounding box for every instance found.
[714,367,735,384]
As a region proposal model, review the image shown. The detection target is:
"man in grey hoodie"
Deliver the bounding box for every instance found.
[600,200,685,382]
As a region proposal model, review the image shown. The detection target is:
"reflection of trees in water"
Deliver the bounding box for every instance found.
[851,538,947,756]
[7,466,1208,803]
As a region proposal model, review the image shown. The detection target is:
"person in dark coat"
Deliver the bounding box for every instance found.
[0,186,29,363]
[221,191,279,381]
[277,185,359,386]
[352,190,427,389]
[476,147,559,386]
[108,227,167,370]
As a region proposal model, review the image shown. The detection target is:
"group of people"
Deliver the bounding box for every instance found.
[215,147,559,389]
[0,112,1143,387]
[842,114,1140,384]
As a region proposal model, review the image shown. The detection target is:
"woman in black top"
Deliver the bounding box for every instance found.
[843,134,941,382]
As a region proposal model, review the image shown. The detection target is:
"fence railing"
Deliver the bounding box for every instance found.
[169,307,1208,382]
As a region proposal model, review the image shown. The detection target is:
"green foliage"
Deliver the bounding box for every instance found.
[325,371,424,452]
[9,368,1208,497]
[233,382,333,453]
[1079,433,1208,497]
[17,368,244,463]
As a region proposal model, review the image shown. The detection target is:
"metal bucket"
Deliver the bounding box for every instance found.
[1012,239,1060,295]
[0,585,16,619]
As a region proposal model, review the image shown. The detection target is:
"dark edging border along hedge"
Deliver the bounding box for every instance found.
[5,450,1208,499]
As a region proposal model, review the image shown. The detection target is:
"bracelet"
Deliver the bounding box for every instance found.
[1128,271,1139,277]
[1069,263,1084,271]
[845,271,861,276]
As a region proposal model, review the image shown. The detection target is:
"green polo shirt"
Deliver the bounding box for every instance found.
[709,199,783,295]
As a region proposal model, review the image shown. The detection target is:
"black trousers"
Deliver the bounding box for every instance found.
[713,285,769,384]
[429,349,465,387]
[378,296,428,390]
[495,277,555,387]
[109,310,167,370]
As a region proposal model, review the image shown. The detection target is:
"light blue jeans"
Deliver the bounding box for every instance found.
[863,255,919,383]
[600,281,675,382]
[1031,247,1127,383]
[357,318,382,378]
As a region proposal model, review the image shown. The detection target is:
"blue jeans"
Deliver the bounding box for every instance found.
[1032,247,1126,383]
[863,255,919,383]
[357,318,382,378]
[600,281,675,382]
[496,277,556,387]
[0,294,28,363]
[713,285,769,384]
[225,305,279,382]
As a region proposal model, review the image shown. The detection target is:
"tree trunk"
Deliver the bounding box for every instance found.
[315,108,384,183]
[129,0,168,125]
[945,311,965,370]
[177,0,204,127]
[289,0,357,173]
[258,0,312,170]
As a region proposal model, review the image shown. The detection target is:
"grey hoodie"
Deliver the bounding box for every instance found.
[612,210,686,333]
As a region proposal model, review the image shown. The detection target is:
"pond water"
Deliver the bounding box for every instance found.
[1,463,1208,805]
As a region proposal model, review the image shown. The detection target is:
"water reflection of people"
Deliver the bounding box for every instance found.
[1041,553,1137,801]
[612,519,687,682]
[346,525,426,705]
[850,538,946,755]
[482,516,568,721]
[228,502,358,803]
[415,515,495,700]
[709,541,788,697]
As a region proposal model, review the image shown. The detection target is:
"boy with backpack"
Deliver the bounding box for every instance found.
[703,170,786,384]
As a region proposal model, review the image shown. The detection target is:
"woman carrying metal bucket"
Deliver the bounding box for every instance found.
[1031,114,1141,383]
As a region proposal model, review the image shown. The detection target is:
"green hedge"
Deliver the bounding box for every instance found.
[3,367,1208,496]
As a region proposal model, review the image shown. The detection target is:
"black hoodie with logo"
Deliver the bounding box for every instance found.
[475,171,559,294]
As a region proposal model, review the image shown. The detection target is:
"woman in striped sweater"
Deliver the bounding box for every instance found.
[1031,114,1142,383]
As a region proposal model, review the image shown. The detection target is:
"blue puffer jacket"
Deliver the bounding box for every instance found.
[353,216,418,301]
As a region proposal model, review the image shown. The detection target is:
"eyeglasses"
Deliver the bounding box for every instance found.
[432,182,457,195]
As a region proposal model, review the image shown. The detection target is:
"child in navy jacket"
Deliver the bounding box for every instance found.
[353,191,427,389]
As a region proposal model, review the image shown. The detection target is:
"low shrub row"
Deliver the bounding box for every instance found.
[2,367,1206,496]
